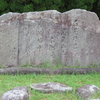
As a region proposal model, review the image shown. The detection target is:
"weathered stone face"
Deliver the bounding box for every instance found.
[76,84,100,100]
[2,86,29,100]
[61,10,100,66]
[0,13,19,67]
[30,82,72,93]
[18,11,62,66]
[1,84,100,100]
[0,9,100,67]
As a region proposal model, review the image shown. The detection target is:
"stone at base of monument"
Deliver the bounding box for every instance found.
[91,99,100,100]
[30,82,73,93]
[2,86,29,100]
[0,67,100,75]
[1,84,100,100]
[76,85,100,100]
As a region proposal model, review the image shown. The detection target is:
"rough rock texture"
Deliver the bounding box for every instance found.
[0,67,100,75]
[0,9,100,67]
[90,99,100,100]
[76,84,100,100]
[2,86,29,100]
[30,82,72,93]
[0,67,51,75]
[1,84,100,100]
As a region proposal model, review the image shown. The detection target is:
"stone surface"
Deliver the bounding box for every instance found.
[0,67,100,75]
[76,84,100,100]
[2,86,29,100]
[1,84,100,100]
[0,9,100,67]
[90,99,100,100]
[30,82,72,93]
[0,67,51,75]
[0,13,19,67]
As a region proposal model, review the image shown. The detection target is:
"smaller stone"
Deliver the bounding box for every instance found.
[30,82,72,93]
[90,99,100,100]
[76,84,100,100]
[2,86,29,100]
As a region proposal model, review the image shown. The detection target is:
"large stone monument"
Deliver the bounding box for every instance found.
[0,9,100,67]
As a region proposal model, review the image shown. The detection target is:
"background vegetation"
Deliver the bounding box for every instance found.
[0,0,100,19]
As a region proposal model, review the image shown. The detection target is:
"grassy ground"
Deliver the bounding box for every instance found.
[17,61,100,68]
[0,73,100,100]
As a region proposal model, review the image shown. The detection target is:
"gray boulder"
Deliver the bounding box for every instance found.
[90,99,100,100]
[30,82,72,93]
[0,9,100,67]
[76,84,100,100]
[1,67,100,75]
[2,86,29,100]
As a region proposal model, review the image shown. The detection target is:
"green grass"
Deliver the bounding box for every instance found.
[18,62,100,70]
[0,73,100,100]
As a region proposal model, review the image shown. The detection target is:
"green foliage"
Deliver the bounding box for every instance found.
[34,0,46,11]
[91,0,100,18]
[23,4,34,12]
[0,0,100,19]
[0,0,8,11]
[9,0,23,12]
[32,0,42,4]
[67,0,95,11]
[16,0,27,3]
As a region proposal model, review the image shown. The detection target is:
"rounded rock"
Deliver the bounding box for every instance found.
[30,82,72,93]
